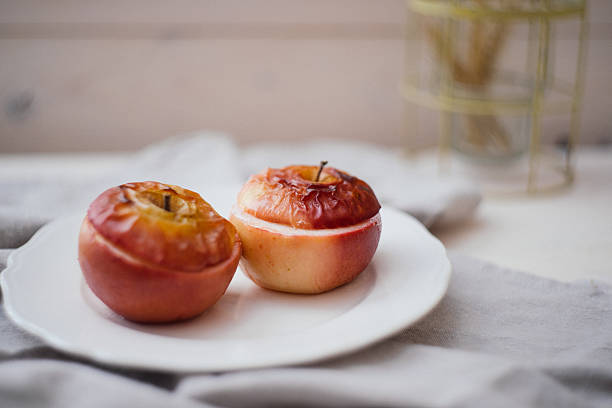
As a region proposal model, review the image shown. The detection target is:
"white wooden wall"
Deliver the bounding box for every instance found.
[0,0,610,152]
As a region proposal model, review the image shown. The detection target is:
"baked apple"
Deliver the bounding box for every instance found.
[78,181,241,323]
[230,162,381,294]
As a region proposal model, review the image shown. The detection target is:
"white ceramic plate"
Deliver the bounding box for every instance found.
[1,207,451,373]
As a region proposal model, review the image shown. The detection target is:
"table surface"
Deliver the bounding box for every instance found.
[435,147,612,284]
[1,147,611,284]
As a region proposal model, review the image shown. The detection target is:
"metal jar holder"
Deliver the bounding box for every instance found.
[402,0,587,194]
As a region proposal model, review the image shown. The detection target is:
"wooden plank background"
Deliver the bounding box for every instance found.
[0,0,610,152]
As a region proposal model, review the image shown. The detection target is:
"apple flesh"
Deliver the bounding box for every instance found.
[230,207,381,294]
[78,181,241,323]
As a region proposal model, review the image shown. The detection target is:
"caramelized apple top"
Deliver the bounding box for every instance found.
[237,165,381,229]
[88,181,238,272]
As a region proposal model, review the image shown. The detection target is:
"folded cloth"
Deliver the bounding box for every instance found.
[1,253,611,408]
[0,133,481,250]
[10,133,609,406]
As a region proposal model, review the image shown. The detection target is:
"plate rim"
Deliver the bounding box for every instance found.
[0,207,451,373]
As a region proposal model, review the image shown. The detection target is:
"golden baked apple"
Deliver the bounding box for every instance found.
[78,181,241,323]
[230,162,381,294]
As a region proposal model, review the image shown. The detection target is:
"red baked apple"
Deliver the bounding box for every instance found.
[78,181,241,323]
[230,163,381,294]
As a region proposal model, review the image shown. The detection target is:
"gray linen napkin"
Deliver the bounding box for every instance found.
[1,253,611,408]
[3,133,609,407]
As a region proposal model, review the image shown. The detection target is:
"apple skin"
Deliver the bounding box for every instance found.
[78,181,241,323]
[79,218,241,323]
[230,208,381,294]
[238,165,381,229]
[233,164,382,294]
[87,182,235,272]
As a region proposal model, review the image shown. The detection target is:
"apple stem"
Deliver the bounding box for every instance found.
[163,194,171,211]
[315,160,328,182]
